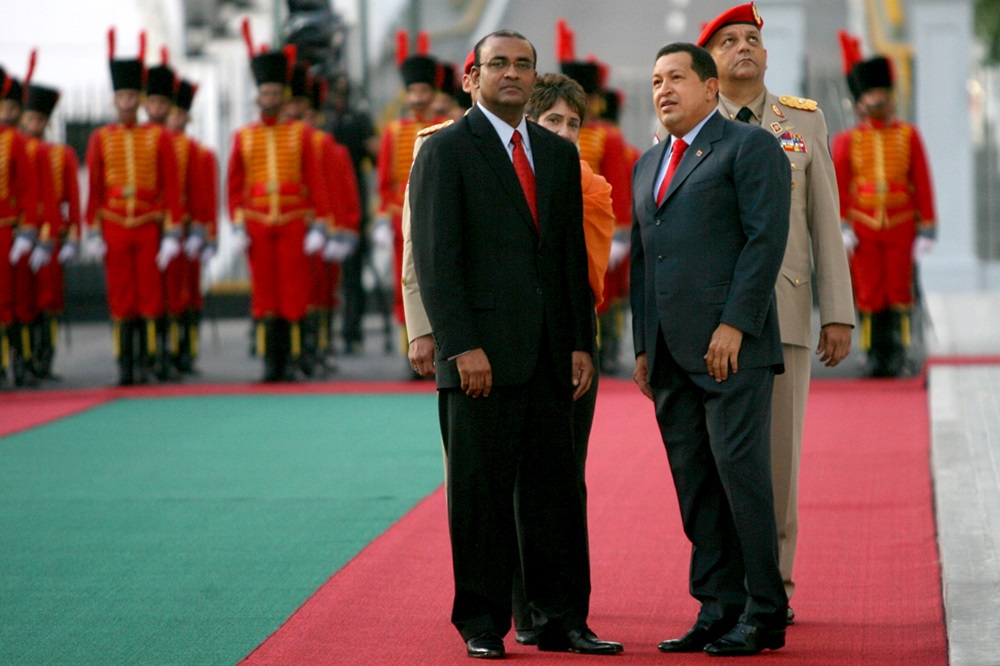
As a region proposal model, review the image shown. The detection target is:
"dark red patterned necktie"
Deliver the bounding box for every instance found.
[655,138,688,206]
[510,130,538,230]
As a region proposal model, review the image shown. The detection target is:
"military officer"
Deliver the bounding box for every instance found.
[680,2,854,631]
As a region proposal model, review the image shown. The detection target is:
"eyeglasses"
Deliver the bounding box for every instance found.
[478,58,535,73]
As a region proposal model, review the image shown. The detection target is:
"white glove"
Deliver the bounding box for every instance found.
[184,233,204,260]
[9,235,33,265]
[29,244,52,272]
[230,227,250,254]
[200,244,216,265]
[304,227,326,255]
[913,236,936,262]
[58,242,78,264]
[372,219,394,250]
[841,226,859,255]
[86,234,107,261]
[156,235,181,271]
[608,238,629,269]
[323,236,357,262]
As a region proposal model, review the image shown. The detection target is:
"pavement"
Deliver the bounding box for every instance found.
[3,292,998,665]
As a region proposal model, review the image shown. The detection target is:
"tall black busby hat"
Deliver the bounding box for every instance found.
[175,79,198,112]
[847,56,894,100]
[395,30,437,88]
[555,20,601,95]
[401,55,437,87]
[146,47,177,99]
[108,28,146,91]
[289,61,311,98]
[242,18,295,87]
[26,84,60,116]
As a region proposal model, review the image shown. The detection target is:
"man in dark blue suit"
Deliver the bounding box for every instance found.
[411,30,621,659]
[630,42,791,656]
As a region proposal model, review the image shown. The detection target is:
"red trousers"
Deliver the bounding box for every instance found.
[163,250,193,317]
[850,222,917,313]
[246,218,308,321]
[0,228,37,325]
[35,240,65,314]
[103,222,164,320]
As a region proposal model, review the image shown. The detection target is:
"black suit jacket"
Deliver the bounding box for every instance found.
[410,104,593,389]
[630,111,790,377]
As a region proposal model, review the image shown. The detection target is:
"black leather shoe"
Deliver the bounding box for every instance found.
[787,607,795,625]
[658,619,737,653]
[466,632,505,659]
[538,627,623,654]
[704,623,785,656]
[514,629,539,645]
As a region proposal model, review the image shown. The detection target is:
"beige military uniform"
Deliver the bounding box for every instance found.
[718,90,855,601]
[400,120,454,342]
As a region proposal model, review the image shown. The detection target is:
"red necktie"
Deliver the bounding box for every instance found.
[655,138,688,206]
[510,130,538,230]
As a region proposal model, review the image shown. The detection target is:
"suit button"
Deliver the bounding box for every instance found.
[657,255,663,262]
[656,220,661,226]
[535,287,543,295]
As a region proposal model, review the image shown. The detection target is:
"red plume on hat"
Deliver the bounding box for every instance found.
[416,30,430,56]
[838,29,864,76]
[25,49,37,89]
[242,18,257,59]
[283,44,297,83]
[396,30,409,67]
[555,18,576,63]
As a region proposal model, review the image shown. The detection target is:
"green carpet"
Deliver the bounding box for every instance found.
[0,393,442,665]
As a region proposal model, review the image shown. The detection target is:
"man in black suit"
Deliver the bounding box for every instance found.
[630,42,791,656]
[410,30,621,659]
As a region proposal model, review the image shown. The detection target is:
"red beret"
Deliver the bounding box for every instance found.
[696,2,763,48]
[463,50,475,75]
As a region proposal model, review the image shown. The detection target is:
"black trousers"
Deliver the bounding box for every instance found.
[650,332,787,629]
[440,349,590,640]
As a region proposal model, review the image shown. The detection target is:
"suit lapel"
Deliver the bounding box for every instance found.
[467,106,538,234]
[528,122,552,236]
[660,111,723,207]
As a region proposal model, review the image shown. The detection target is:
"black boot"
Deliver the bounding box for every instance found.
[298,312,318,378]
[175,310,196,373]
[0,325,10,389]
[885,309,910,378]
[137,318,155,384]
[261,318,281,383]
[11,322,36,387]
[116,320,136,386]
[867,310,894,377]
[31,314,57,379]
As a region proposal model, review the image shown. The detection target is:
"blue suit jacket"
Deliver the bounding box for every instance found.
[630,110,791,377]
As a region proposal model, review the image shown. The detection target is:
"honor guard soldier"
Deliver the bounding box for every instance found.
[0,64,41,388]
[144,50,190,379]
[302,72,360,375]
[688,3,855,630]
[85,29,182,386]
[167,78,216,374]
[556,20,634,375]
[833,52,936,377]
[374,30,443,341]
[21,63,81,380]
[227,19,327,382]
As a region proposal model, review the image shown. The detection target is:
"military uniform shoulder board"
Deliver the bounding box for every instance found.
[778,95,818,112]
[417,119,455,137]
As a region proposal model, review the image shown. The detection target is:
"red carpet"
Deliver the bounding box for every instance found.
[240,378,946,665]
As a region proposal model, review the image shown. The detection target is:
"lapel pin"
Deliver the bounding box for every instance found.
[771,103,784,119]
[696,149,703,156]
[770,122,782,134]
